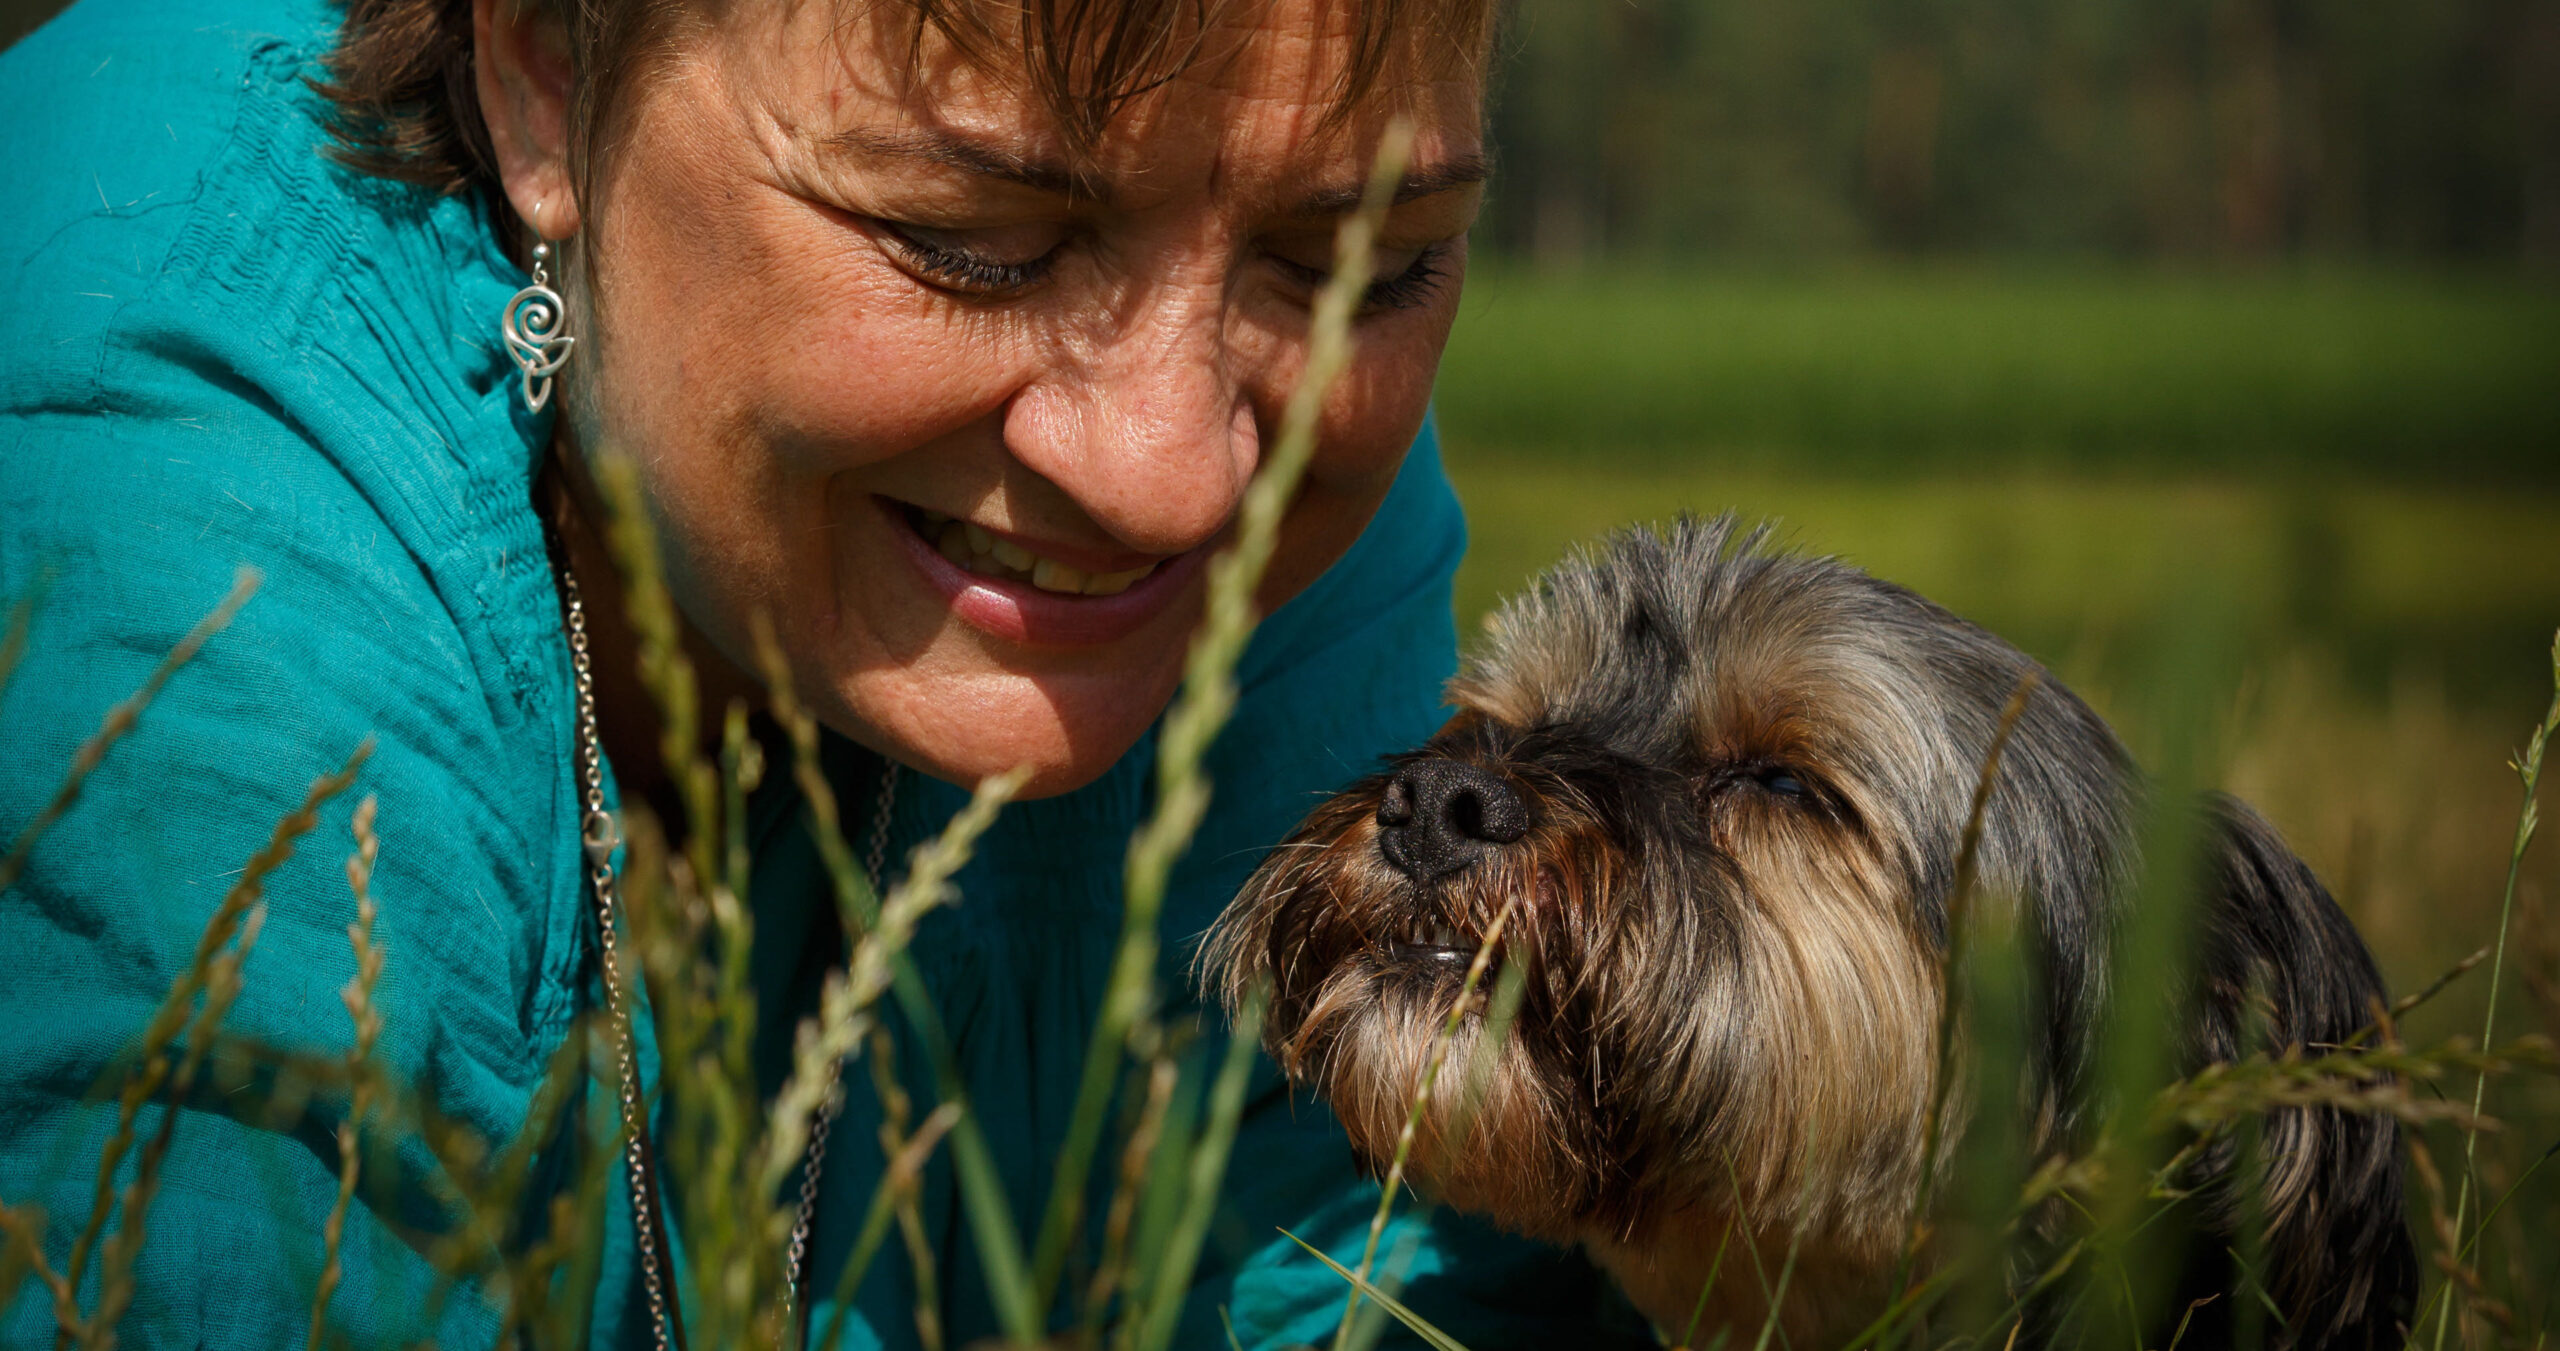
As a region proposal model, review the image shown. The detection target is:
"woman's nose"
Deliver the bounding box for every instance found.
[1002,285,1261,558]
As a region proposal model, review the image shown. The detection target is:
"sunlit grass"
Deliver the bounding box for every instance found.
[1436,265,2560,481]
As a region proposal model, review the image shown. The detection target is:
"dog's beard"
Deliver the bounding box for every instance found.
[1204,517,2415,1345]
[1209,782,1609,1240]
[1205,728,1946,1268]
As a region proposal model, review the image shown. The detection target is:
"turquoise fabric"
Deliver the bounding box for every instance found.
[0,1,1643,1347]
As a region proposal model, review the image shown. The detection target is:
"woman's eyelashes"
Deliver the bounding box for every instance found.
[1267,241,1455,313]
[875,219,1064,294]
[870,214,1457,313]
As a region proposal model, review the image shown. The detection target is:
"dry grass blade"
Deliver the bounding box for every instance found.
[0,571,46,707]
[1333,891,1521,1349]
[405,1012,600,1340]
[752,604,1041,1342]
[1125,986,1267,1351]
[0,1204,73,1333]
[1439,954,1529,1189]
[2413,1133,2515,1340]
[2433,627,2558,1351]
[834,1030,952,1351]
[1280,1230,1472,1351]
[1896,673,2039,1299]
[749,611,883,933]
[91,743,372,1347]
[592,456,722,888]
[761,764,1027,1205]
[309,794,386,1350]
[58,736,368,1343]
[2149,1035,2553,1136]
[93,903,275,1343]
[1747,1223,1810,1351]
[1,566,259,894]
[1033,116,1420,1329]
[809,1030,963,1351]
[2344,945,2493,1050]
[1083,1043,1181,1342]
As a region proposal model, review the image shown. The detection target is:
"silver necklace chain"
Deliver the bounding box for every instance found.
[561,561,898,1350]
[782,759,899,1329]
[560,566,677,1351]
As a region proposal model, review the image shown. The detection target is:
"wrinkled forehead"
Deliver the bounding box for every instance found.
[732,0,1489,178]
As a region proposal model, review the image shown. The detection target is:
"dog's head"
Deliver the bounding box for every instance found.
[1208,515,2416,1341]
[1204,517,2137,1261]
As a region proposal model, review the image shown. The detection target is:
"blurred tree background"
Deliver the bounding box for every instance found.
[1481,0,2560,260]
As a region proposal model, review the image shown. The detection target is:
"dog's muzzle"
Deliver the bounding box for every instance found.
[1374,759,1530,882]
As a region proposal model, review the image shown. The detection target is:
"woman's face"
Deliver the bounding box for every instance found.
[498,1,1485,796]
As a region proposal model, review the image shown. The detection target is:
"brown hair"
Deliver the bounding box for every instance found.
[318,0,1490,200]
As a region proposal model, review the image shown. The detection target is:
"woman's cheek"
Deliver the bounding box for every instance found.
[1310,315,1448,487]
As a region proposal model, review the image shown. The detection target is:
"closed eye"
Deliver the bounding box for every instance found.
[1266,240,1457,313]
[874,218,1067,295]
[1709,762,1820,805]
[1694,761,1823,806]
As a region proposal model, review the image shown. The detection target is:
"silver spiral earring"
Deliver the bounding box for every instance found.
[503,241,575,413]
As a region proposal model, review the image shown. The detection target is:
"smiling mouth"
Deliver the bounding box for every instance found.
[895,504,1161,597]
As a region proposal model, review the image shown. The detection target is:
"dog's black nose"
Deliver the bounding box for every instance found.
[1376,760,1529,882]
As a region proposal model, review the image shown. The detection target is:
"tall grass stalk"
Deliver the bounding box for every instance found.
[2432,628,2558,1350]
[1283,1233,1469,1351]
[595,449,1036,1346]
[0,572,45,704]
[1025,118,1417,1328]
[1332,892,1521,1349]
[0,567,258,894]
[1124,987,1268,1351]
[404,1010,600,1339]
[750,608,1043,1344]
[1082,1035,1182,1344]
[1331,951,1532,1351]
[307,792,385,1350]
[762,766,1026,1209]
[2073,579,2236,1333]
[865,1033,950,1351]
[36,740,369,1347]
[1897,674,2040,1314]
[809,1032,963,1351]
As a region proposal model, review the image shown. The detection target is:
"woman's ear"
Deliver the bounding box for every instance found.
[474,0,580,241]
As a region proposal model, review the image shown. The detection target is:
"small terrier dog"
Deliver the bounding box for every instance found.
[1207,517,2415,1348]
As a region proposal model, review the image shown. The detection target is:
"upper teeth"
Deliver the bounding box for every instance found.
[921,510,1158,596]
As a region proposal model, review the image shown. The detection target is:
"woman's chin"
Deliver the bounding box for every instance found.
[830,658,1189,802]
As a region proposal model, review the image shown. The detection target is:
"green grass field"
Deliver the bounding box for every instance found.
[1435,265,2560,482]
[1433,264,2560,1337]
[1433,264,2560,701]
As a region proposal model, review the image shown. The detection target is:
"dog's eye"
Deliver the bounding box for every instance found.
[1758,769,1810,798]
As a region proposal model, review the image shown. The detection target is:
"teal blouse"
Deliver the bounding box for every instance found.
[0,1,1642,1347]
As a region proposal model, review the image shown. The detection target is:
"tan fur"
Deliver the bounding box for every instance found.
[1206,519,2414,1345]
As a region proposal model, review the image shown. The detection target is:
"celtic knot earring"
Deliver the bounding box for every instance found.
[503,241,575,413]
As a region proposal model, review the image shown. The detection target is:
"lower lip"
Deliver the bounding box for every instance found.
[880,496,1204,647]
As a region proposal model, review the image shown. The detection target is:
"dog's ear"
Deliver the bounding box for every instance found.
[2188,795,2419,1349]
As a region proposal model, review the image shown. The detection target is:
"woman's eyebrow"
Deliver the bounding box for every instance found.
[823,126,1486,218]
[1283,155,1491,217]
[823,126,1110,201]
